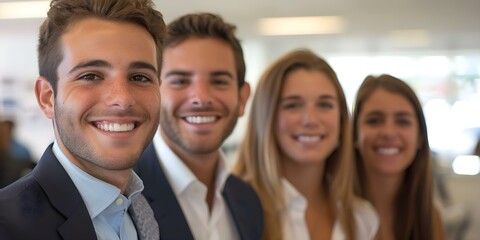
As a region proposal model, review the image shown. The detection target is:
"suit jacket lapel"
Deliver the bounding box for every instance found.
[33,144,97,240]
[223,176,264,240]
[136,144,194,240]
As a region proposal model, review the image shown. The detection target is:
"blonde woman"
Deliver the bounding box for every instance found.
[233,49,378,240]
[352,74,445,240]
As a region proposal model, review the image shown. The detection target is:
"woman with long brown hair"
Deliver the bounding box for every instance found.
[352,74,444,240]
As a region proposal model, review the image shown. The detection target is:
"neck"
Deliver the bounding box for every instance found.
[366,172,403,209]
[190,154,219,211]
[58,143,132,194]
[175,149,219,189]
[283,160,333,240]
[165,137,220,210]
[93,169,132,194]
[282,160,325,202]
[366,171,403,240]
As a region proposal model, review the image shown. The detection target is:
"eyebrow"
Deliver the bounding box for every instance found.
[68,60,110,74]
[395,111,415,117]
[129,61,158,75]
[211,71,234,80]
[365,110,414,117]
[280,94,337,101]
[164,70,234,80]
[68,60,158,75]
[164,70,191,78]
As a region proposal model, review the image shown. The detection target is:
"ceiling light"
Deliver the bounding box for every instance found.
[388,29,431,48]
[258,16,345,36]
[0,1,49,19]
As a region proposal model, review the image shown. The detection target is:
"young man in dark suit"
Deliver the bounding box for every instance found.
[0,0,166,239]
[134,13,263,240]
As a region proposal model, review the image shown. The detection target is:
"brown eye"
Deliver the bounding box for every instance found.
[79,73,100,80]
[131,75,151,82]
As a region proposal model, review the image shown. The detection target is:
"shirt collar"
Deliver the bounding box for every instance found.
[52,141,144,219]
[282,178,307,212]
[153,132,229,196]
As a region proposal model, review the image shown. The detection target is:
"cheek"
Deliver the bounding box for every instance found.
[330,114,341,134]
[275,113,291,132]
[220,93,241,111]
[325,112,341,140]
[139,89,161,108]
[356,128,371,153]
[406,130,421,152]
[159,92,178,109]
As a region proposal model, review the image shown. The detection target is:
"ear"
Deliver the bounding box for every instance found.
[237,82,251,117]
[35,76,55,119]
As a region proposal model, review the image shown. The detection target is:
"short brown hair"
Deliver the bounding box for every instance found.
[164,13,246,87]
[38,0,166,91]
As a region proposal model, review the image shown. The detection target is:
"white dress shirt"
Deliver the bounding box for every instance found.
[281,179,379,240]
[53,141,142,240]
[153,133,239,240]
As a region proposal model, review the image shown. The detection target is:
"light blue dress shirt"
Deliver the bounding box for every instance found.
[53,141,143,240]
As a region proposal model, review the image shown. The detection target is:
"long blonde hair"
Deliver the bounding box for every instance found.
[233,49,356,240]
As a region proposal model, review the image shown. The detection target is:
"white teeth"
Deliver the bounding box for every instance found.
[185,116,216,124]
[377,148,399,155]
[96,123,135,132]
[297,135,321,142]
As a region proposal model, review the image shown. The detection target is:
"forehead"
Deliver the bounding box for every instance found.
[281,69,337,96]
[162,38,236,72]
[362,88,415,114]
[60,18,157,65]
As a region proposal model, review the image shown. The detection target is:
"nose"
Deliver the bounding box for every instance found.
[190,80,213,107]
[379,120,396,139]
[302,105,319,128]
[105,78,135,109]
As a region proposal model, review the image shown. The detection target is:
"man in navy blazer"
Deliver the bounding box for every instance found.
[134,13,263,240]
[0,145,98,239]
[0,0,166,239]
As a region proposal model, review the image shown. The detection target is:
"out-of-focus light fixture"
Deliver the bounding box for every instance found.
[387,29,431,48]
[257,16,345,36]
[0,1,49,19]
[452,155,480,176]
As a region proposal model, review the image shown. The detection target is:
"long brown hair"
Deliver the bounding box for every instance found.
[233,49,356,240]
[352,74,436,239]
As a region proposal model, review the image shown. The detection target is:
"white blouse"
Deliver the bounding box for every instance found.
[281,179,379,240]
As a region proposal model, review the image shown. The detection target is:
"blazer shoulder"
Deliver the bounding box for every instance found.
[223,174,264,240]
[224,174,263,213]
[225,175,259,197]
[0,172,37,201]
[0,174,53,236]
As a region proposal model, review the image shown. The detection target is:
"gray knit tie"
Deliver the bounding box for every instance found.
[129,194,160,240]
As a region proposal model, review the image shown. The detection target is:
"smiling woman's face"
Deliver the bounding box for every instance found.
[356,88,420,177]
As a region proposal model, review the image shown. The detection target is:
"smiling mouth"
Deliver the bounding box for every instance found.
[184,116,217,124]
[376,147,400,155]
[295,135,324,143]
[94,122,136,132]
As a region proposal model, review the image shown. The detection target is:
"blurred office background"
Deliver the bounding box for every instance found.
[1,0,479,239]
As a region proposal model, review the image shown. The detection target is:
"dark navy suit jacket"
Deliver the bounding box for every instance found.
[134,143,264,240]
[0,144,97,240]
